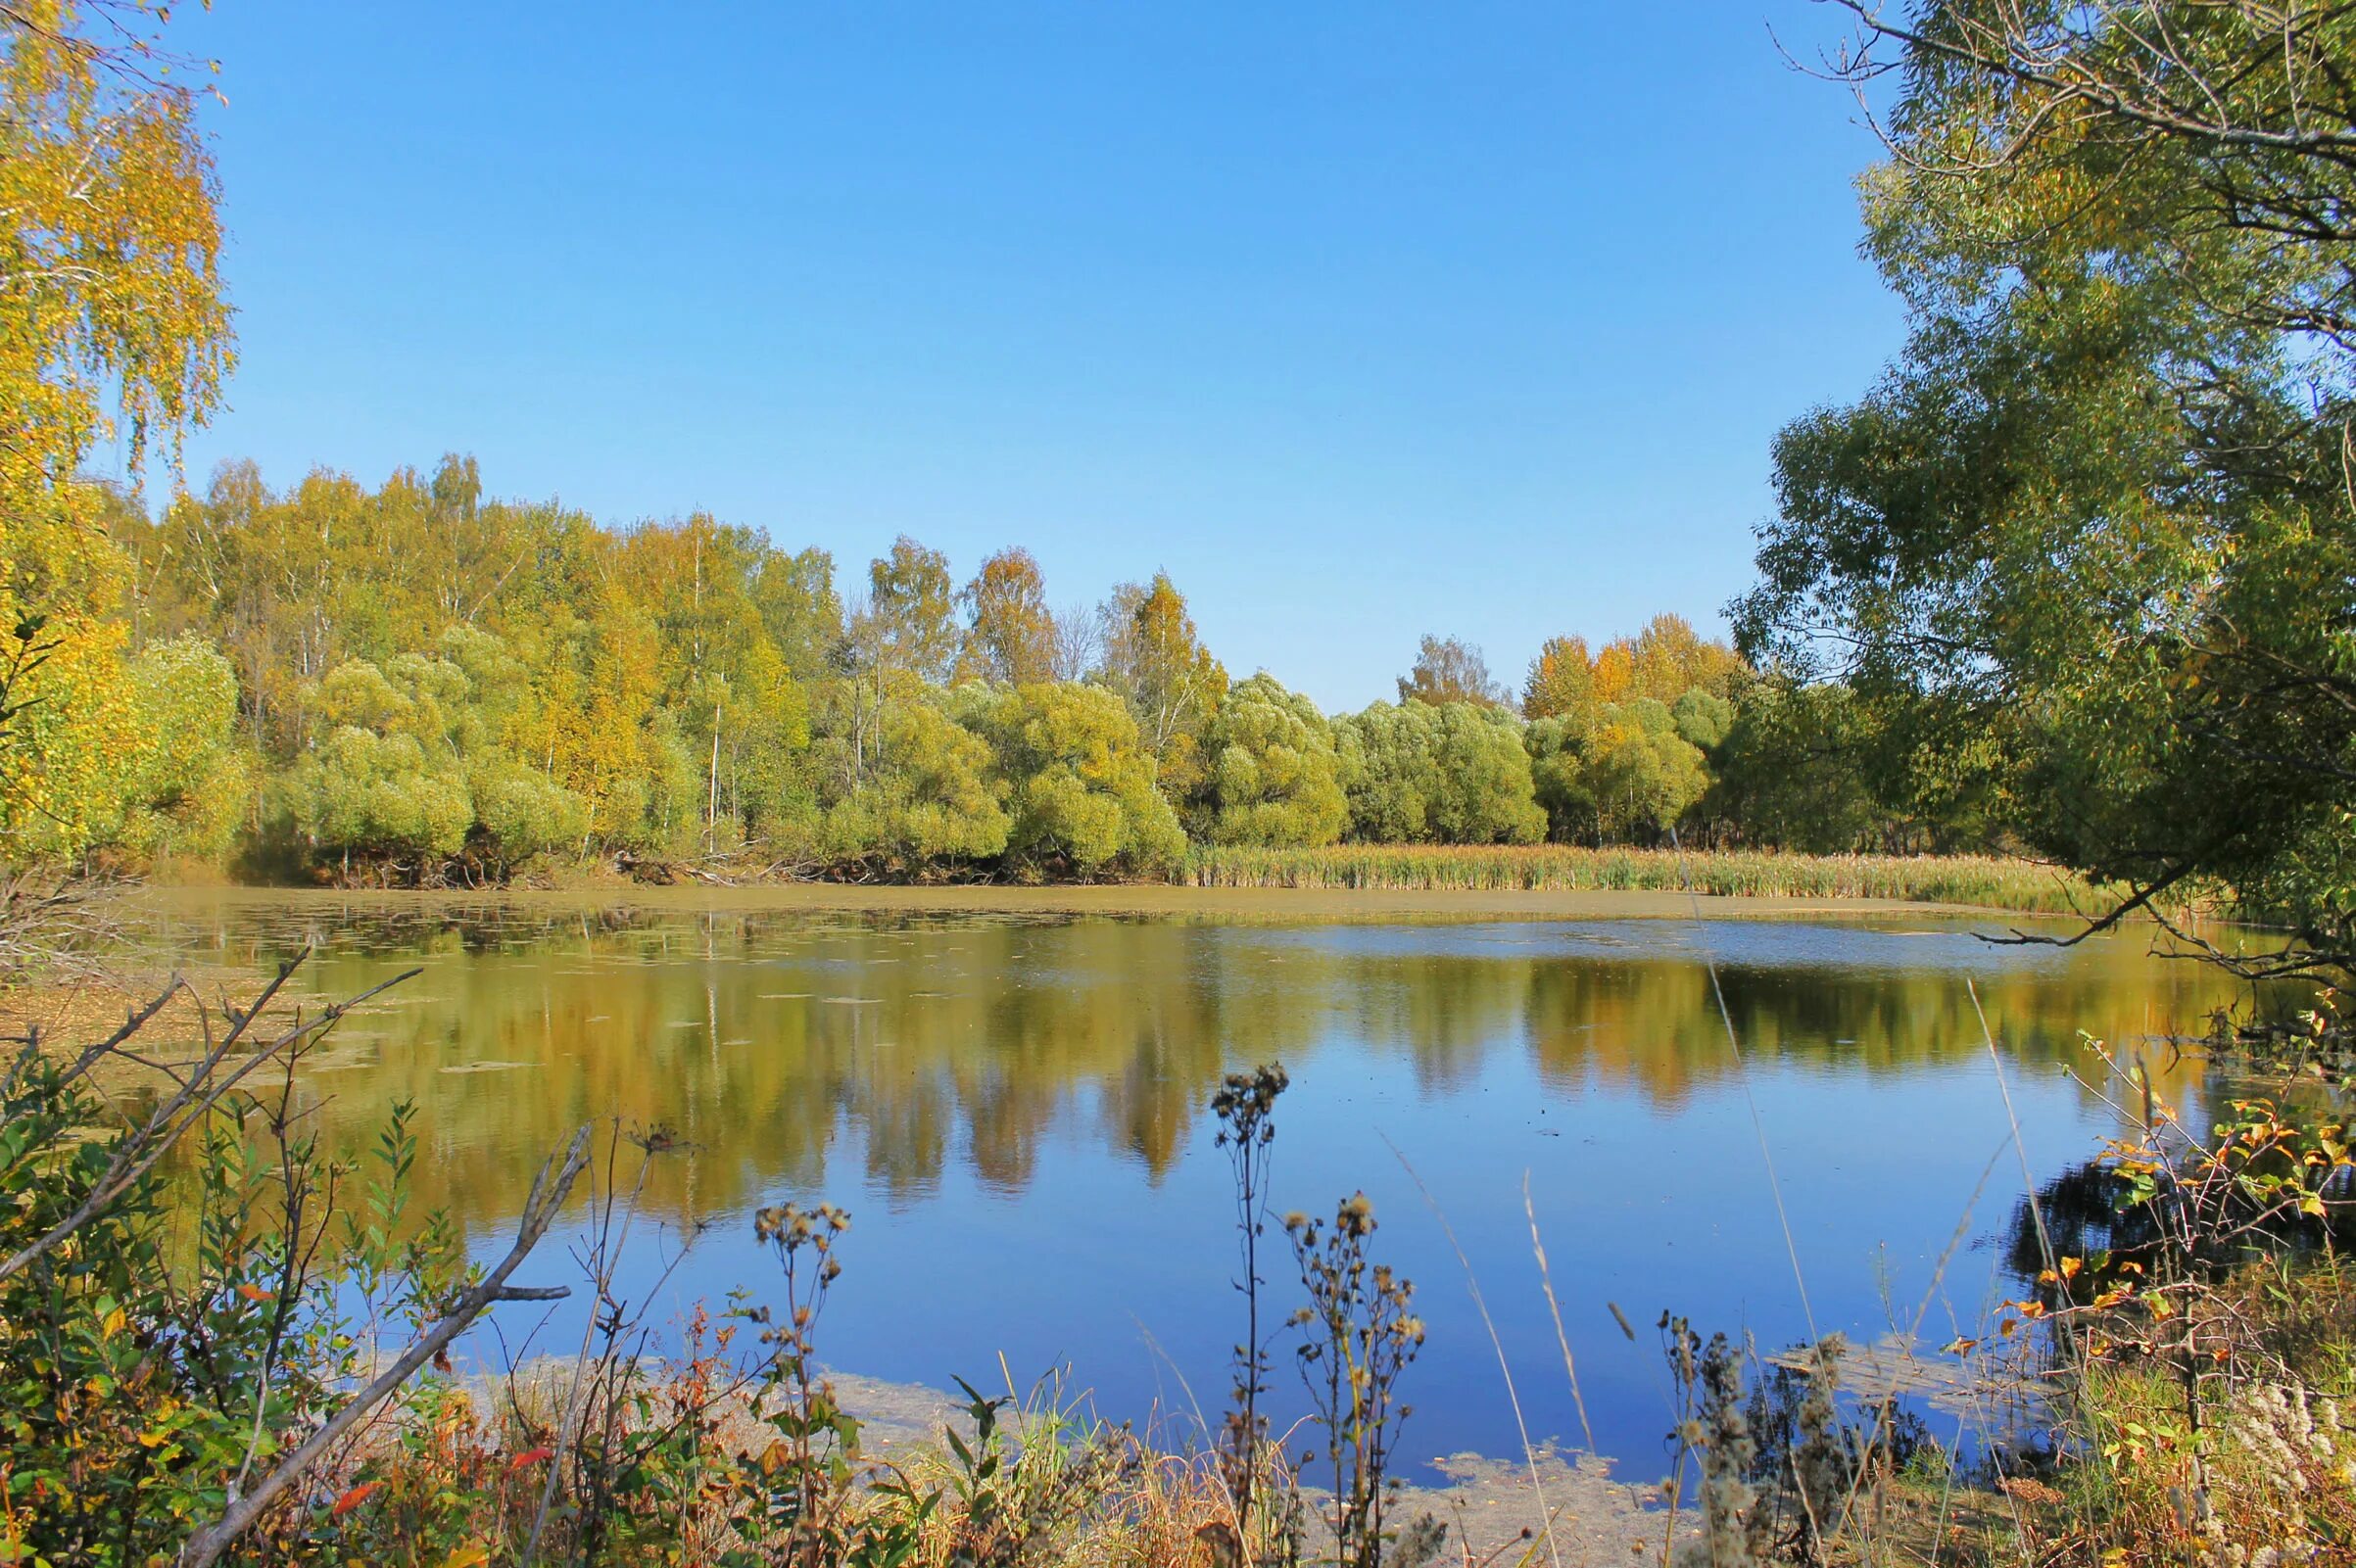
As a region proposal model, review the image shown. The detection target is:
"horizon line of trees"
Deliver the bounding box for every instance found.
[12,454,2007,884]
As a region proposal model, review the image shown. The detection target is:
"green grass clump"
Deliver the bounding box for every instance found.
[1181,843,2115,914]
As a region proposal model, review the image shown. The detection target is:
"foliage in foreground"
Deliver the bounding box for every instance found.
[1656,997,2356,1568]
[14,943,2356,1567]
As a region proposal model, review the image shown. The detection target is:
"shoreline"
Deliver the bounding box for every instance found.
[123,879,2084,925]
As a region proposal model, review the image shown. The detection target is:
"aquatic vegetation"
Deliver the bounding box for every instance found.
[1183,842,2119,914]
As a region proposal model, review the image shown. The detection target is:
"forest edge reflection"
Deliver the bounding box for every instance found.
[95,890,2259,1233]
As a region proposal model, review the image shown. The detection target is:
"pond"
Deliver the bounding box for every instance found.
[121,888,2253,1479]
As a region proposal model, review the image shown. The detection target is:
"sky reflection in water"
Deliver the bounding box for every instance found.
[133,894,2249,1473]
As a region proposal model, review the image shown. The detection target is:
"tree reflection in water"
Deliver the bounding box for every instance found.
[109,891,2270,1467]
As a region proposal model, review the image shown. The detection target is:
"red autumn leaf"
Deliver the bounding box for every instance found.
[505,1446,555,1472]
[331,1481,384,1517]
[236,1284,272,1302]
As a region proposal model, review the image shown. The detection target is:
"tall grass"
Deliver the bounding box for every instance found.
[1182,843,2119,914]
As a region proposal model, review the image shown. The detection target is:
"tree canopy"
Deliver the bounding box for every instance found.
[1736,0,2356,975]
[0,0,231,857]
[1397,635,1506,708]
[9,441,1976,880]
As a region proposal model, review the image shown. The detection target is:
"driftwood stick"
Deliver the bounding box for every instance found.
[180,1123,593,1568]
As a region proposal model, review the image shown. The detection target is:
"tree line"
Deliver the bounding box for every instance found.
[12,0,2347,967]
[0,456,1973,882]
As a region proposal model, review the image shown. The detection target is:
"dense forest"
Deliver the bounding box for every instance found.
[0,458,1977,882]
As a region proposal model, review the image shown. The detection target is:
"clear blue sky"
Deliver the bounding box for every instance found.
[164,1,1903,712]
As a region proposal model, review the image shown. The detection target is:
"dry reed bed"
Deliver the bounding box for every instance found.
[1182,845,2114,914]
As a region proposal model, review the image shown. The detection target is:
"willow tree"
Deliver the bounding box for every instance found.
[1336,701,1545,845]
[1,1,232,856]
[1738,0,2356,977]
[962,682,1184,874]
[819,694,1009,867]
[1193,673,1348,846]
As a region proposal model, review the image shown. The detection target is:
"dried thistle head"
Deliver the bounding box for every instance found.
[752,1199,851,1254]
[1338,1191,1374,1238]
[1213,1062,1289,1147]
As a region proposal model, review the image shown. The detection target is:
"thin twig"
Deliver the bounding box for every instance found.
[182,1124,592,1568]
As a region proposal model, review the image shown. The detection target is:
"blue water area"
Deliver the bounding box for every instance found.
[140,896,2243,1481]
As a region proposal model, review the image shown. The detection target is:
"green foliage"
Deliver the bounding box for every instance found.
[1739,0,2356,974]
[1424,702,1546,844]
[822,692,1010,867]
[0,992,474,1567]
[45,451,2045,880]
[962,682,1183,874]
[1195,673,1348,848]
[287,666,476,868]
[113,632,248,862]
[856,535,959,685]
[1336,700,1545,846]
[469,756,591,871]
[1670,688,1732,751]
[1702,682,1885,854]
[1580,700,1710,844]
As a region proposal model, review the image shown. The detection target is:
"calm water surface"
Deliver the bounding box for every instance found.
[129,890,2252,1475]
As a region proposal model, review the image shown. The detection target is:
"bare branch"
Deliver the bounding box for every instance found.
[0,959,419,1288]
[180,1124,594,1568]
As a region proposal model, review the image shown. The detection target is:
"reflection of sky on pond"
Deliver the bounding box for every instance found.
[129,896,2256,1477]
[1249,918,2082,973]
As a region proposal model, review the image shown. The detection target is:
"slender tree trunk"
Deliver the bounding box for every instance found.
[707,702,722,855]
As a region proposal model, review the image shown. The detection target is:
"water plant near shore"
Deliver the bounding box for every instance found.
[1182,844,2123,916]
